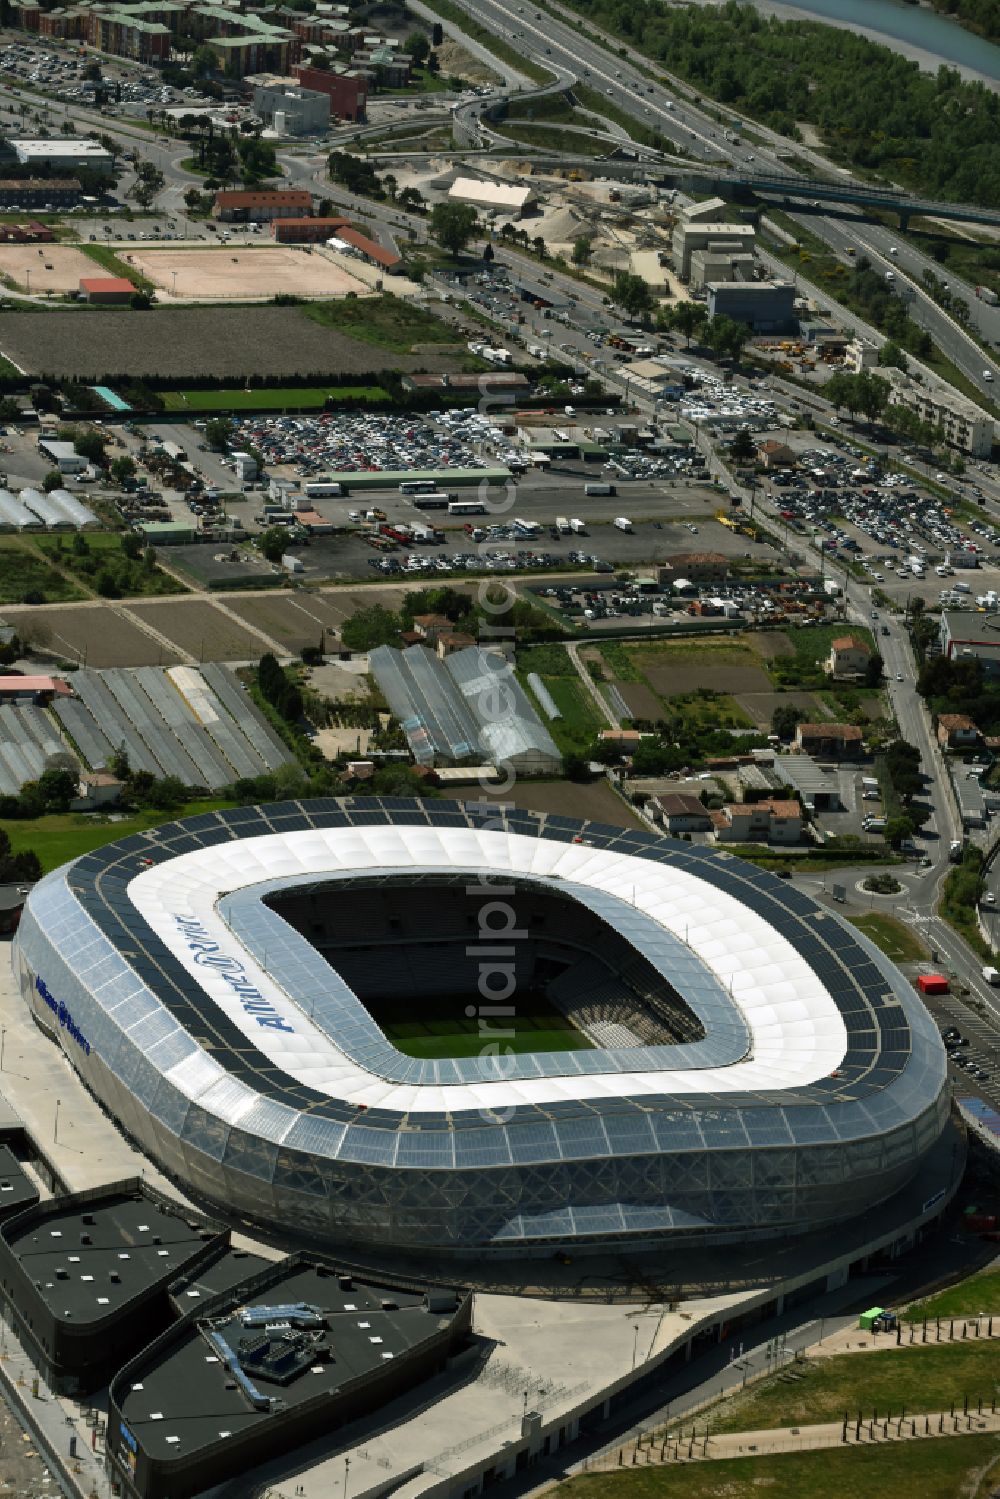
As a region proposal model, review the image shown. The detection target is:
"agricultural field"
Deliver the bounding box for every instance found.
[0,538,86,606]
[499,779,644,827]
[0,300,465,379]
[302,295,467,353]
[161,385,387,412]
[0,603,182,666]
[593,627,881,732]
[125,598,269,662]
[518,643,606,755]
[226,592,346,653]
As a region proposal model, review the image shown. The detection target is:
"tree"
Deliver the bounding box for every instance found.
[430,201,478,257]
[258,527,289,564]
[879,340,909,371]
[192,44,217,78]
[405,31,430,66]
[148,775,188,811]
[41,470,62,493]
[340,605,402,652]
[572,235,593,266]
[110,455,136,487]
[36,767,78,813]
[612,271,655,322]
[482,241,494,265]
[204,417,232,452]
[730,426,756,464]
[668,301,706,346]
[884,814,915,848]
[72,429,106,466]
[109,744,130,782]
[771,702,804,740]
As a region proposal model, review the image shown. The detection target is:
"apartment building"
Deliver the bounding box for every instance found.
[883,368,995,458]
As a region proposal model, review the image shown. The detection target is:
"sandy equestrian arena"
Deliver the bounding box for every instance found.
[120,245,370,301]
[0,243,105,294]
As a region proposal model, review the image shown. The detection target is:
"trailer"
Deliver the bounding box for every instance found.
[585,482,615,497]
[556,516,570,535]
[976,285,1000,306]
[305,481,343,498]
[916,974,949,996]
[613,516,633,532]
[569,518,587,534]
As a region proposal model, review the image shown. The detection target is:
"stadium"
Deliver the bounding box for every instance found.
[13,798,949,1255]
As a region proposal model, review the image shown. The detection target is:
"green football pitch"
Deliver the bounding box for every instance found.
[371,992,594,1059]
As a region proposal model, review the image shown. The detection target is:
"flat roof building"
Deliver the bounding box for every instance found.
[10,137,113,173]
[0,1178,228,1393]
[882,368,995,458]
[448,176,536,218]
[253,80,329,135]
[706,280,796,332]
[672,221,756,279]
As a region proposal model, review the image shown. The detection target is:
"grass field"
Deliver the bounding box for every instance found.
[849,912,928,963]
[301,294,462,352]
[904,1270,1000,1324]
[0,538,86,605]
[372,991,593,1059]
[558,1434,1000,1499]
[80,242,152,295]
[4,799,238,872]
[161,385,387,412]
[708,1342,1000,1435]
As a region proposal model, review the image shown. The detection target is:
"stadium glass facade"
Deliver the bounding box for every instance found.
[13,799,950,1255]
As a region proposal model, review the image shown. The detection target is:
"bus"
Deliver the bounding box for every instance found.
[448,499,487,515]
[399,480,438,495]
[412,493,450,510]
[304,481,343,498]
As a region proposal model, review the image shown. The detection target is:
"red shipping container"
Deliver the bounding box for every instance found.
[917,974,950,995]
[966,1215,997,1232]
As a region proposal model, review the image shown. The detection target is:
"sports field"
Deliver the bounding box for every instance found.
[372,991,594,1059]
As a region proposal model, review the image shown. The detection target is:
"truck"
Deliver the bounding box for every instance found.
[949,838,965,863]
[281,553,304,573]
[585,482,615,497]
[983,966,1000,985]
[861,776,880,800]
[513,518,541,537]
[569,517,587,534]
[954,580,972,593]
[976,285,1000,306]
[160,440,187,463]
[305,481,343,498]
[823,579,841,597]
[613,516,633,532]
[556,516,570,534]
[917,974,950,996]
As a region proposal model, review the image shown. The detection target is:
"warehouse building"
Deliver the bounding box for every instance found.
[671,221,756,280]
[706,280,796,332]
[0,179,81,209]
[10,138,113,173]
[447,176,536,218]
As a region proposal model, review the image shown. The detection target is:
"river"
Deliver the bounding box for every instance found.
[716,0,1000,86]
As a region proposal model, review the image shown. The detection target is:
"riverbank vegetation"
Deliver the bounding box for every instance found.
[562,0,1000,205]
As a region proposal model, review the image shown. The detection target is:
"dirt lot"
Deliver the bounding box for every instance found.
[0,603,178,665]
[753,630,796,659]
[499,779,644,827]
[642,660,774,696]
[125,246,369,301]
[0,241,100,293]
[734,689,828,729]
[618,682,662,719]
[0,305,463,379]
[127,599,268,661]
[227,592,347,652]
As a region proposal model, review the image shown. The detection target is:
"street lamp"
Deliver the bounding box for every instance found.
[53,1098,61,1144]
[0,1028,5,1071]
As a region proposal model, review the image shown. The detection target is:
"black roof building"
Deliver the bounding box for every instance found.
[109,1256,471,1499]
[0,1178,228,1394]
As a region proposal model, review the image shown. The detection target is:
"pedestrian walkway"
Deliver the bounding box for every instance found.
[0,1312,112,1499]
[584,1403,1000,1469]
[812,1313,1000,1358]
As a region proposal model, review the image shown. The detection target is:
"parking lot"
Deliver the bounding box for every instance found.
[752,434,1000,606]
[0,33,213,116]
